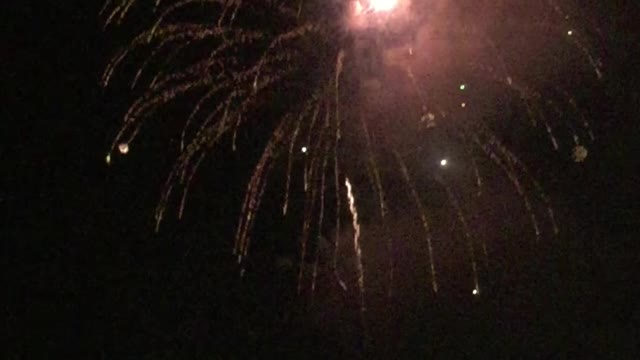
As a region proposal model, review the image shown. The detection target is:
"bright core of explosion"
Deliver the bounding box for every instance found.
[370,0,398,12]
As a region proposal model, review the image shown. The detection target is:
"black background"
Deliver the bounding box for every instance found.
[5,1,640,358]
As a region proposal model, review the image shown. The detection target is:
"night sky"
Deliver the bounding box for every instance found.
[5,1,640,358]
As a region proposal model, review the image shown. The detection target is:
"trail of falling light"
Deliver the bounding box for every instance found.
[178,152,205,220]
[129,39,183,90]
[152,89,253,230]
[102,25,255,87]
[359,112,394,297]
[154,115,235,232]
[311,143,329,304]
[297,158,320,295]
[460,139,483,197]
[253,24,319,91]
[405,63,433,124]
[283,97,320,215]
[300,102,330,295]
[473,58,580,153]
[536,106,560,150]
[470,53,543,132]
[441,181,481,293]
[180,83,229,151]
[557,87,596,141]
[333,50,347,291]
[234,117,291,264]
[484,131,560,236]
[452,135,488,259]
[303,103,322,192]
[345,177,366,318]
[102,0,135,27]
[469,131,542,244]
[394,150,438,294]
[546,96,581,149]
[282,117,302,215]
[147,0,220,41]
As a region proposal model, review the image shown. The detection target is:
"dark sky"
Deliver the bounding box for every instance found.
[5,1,640,358]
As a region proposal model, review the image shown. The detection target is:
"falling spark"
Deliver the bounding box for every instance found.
[301,146,308,153]
[440,159,448,167]
[573,145,588,162]
[118,143,129,154]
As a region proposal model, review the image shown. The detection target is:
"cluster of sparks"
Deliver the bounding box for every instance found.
[101,0,605,318]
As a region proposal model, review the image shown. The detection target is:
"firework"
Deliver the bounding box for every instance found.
[102,0,605,323]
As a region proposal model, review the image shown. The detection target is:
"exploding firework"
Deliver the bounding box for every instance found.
[101,0,605,314]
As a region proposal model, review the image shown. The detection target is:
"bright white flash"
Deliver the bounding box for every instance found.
[301,146,308,153]
[370,0,398,12]
[472,288,479,295]
[440,159,448,167]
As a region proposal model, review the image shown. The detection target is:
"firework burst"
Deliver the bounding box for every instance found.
[102,0,605,319]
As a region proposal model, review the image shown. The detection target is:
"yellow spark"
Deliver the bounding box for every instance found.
[105,153,111,165]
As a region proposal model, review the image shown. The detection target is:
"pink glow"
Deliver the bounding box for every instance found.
[370,0,398,12]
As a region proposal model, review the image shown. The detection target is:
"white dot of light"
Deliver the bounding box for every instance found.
[472,288,479,295]
[118,143,129,154]
[567,30,573,36]
[105,154,111,165]
[459,84,466,90]
[440,159,448,167]
[301,146,308,153]
[370,0,398,12]
[461,102,466,108]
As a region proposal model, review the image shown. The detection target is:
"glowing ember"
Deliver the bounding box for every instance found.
[572,145,588,162]
[118,143,129,154]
